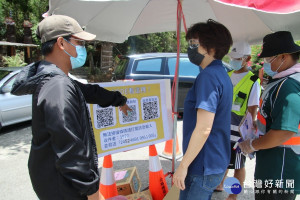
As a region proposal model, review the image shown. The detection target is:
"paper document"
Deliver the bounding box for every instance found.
[239,112,257,140]
[238,112,258,159]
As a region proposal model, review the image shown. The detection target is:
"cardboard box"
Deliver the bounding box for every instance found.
[163,185,179,200]
[126,190,153,200]
[114,167,141,195]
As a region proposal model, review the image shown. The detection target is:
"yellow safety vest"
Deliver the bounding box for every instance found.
[228,71,260,117]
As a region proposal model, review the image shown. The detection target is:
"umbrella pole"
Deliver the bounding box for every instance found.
[171,1,182,183]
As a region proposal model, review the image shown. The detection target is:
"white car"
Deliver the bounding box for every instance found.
[0,67,31,129]
[0,67,87,129]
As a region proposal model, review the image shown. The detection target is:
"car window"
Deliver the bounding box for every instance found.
[167,57,200,77]
[0,70,11,80]
[133,58,163,74]
[3,74,17,88]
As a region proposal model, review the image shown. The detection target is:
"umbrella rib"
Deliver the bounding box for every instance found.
[128,0,152,35]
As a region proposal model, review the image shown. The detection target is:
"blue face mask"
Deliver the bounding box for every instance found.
[263,62,277,77]
[230,59,243,71]
[263,56,284,77]
[64,39,87,69]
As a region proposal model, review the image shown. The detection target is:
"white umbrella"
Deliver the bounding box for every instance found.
[47,0,300,44]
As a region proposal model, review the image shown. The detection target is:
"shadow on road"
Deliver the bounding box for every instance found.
[0,121,32,135]
[0,121,32,156]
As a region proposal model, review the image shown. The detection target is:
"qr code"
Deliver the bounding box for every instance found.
[96,107,115,128]
[121,105,137,123]
[142,96,160,120]
[119,98,139,124]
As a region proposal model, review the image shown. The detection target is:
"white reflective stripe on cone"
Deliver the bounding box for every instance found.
[230,135,241,142]
[231,124,239,132]
[149,156,162,172]
[100,168,115,185]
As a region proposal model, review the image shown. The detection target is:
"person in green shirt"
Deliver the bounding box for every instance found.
[239,31,300,200]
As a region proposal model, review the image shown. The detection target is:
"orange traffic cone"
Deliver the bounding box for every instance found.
[149,145,169,200]
[100,155,118,199]
[159,135,183,160]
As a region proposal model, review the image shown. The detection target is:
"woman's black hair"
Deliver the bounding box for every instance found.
[41,35,71,56]
[186,19,233,60]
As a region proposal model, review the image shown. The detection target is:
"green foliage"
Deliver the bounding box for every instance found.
[31,23,41,45]
[88,66,114,83]
[89,67,101,76]
[87,44,95,52]
[0,3,6,39]
[180,32,188,53]
[250,44,264,77]
[114,31,188,56]
[0,0,48,42]
[114,56,128,79]
[222,55,230,64]
[2,52,27,67]
[0,2,3,21]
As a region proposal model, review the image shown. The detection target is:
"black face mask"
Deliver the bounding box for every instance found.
[187,47,205,66]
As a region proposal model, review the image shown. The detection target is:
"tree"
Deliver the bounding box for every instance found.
[0,0,48,43]
[113,31,188,57]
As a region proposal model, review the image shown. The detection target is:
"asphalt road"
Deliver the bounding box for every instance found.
[0,120,298,200]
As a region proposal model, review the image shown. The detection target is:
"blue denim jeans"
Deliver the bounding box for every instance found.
[179,172,225,200]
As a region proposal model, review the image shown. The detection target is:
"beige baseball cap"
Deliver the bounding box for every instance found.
[36,15,96,43]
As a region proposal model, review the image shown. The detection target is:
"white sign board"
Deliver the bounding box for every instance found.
[88,79,173,157]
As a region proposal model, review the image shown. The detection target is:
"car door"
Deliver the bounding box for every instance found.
[164,57,201,112]
[0,74,32,126]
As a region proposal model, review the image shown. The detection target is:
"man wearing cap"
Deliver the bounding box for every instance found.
[215,41,261,200]
[239,31,300,199]
[11,15,131,200]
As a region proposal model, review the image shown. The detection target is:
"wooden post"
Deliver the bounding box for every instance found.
[24,20,33,63]
[101,42,114,69]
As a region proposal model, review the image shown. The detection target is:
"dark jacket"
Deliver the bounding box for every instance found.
[11,61,126,200]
